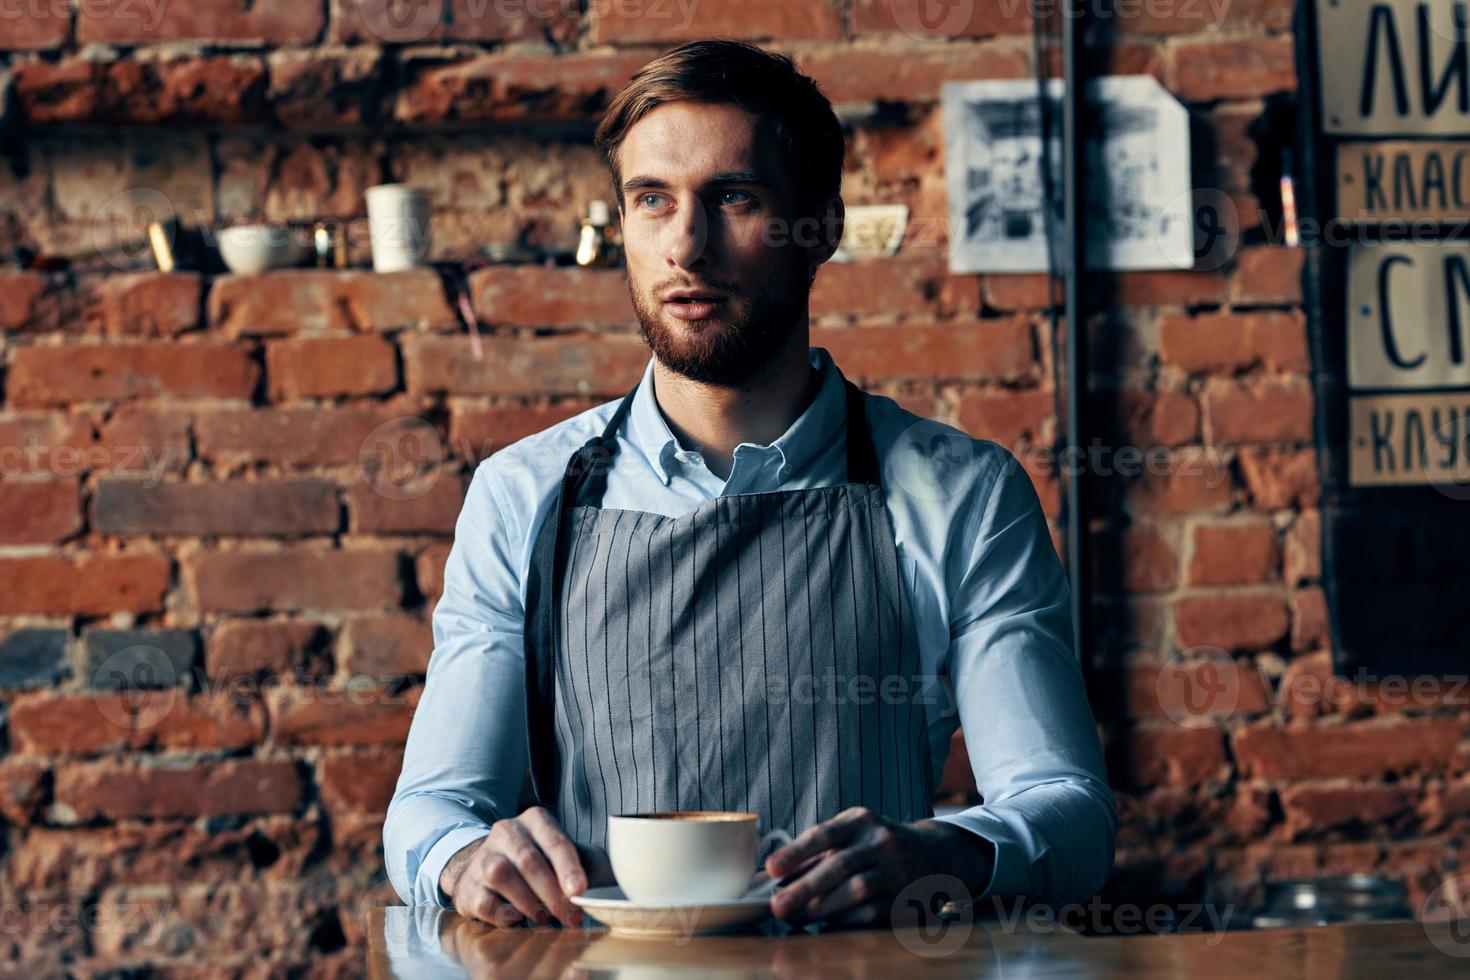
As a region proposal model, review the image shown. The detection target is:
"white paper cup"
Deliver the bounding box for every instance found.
[608,811,790,906]
[365,184,431,273]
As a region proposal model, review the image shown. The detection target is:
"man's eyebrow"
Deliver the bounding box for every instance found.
[708,170,772,187]
[621,175,667,194]
[621,170,774,193]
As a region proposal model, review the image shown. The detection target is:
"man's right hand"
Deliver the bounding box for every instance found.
[438,806,588,927]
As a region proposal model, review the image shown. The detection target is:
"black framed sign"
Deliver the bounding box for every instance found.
[1295,0,1470,675]
[1337,141,1470,221]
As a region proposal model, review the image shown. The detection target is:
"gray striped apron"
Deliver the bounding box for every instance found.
[523,379,934,853]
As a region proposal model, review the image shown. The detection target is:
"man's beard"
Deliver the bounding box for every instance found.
[631,260,809,387]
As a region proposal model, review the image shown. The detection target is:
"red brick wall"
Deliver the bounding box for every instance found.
[1,0,1466,970]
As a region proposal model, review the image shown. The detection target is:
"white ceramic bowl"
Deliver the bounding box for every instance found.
[217,225,309,275]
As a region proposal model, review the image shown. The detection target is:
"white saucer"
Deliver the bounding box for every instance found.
[570,886,773,938]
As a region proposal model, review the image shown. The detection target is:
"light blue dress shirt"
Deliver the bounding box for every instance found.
[385,347,1116,910]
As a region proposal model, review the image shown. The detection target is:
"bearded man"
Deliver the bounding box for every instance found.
[385,39,1116,929]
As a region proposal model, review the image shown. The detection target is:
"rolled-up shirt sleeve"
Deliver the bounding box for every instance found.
[930,449,1117,908]
[384,461,530,907]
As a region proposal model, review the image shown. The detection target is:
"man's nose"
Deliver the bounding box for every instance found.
[664,199,712,270]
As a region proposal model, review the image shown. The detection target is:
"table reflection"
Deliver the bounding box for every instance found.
[363,904,1470,979]
[364,906,1019,980]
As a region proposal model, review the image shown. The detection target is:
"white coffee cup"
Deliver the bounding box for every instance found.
[365,184,431,273]
[608,812,791,906]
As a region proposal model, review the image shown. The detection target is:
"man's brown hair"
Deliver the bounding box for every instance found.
[594,40,845,219]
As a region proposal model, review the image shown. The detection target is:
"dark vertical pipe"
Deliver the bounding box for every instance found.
[1062,2,1091,665]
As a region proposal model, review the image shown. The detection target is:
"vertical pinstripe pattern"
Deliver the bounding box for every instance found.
[531,383,934,854]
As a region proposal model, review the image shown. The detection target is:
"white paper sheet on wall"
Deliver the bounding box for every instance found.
[942,75,1195,275]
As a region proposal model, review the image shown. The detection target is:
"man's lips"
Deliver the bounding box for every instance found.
[662,293,728,321]
[664,299,725,320]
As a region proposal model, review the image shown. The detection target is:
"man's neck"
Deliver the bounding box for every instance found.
[652,332,820,482]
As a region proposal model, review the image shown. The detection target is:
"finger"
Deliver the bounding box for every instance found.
[522,807,589,896]
[478,852,551,926]
[770,843,879,921]
[521,810,588,927]
[809,868,887,922]
[458,884,519,928]
[773,850,828,887]
[766,808,872,878]
[496,820,580,925]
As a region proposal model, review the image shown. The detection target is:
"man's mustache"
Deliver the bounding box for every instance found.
[652,277,738,296]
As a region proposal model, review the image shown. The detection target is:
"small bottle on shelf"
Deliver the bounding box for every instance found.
[575,200,622,268]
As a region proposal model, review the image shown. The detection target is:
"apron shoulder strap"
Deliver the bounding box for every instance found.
[843,381,882,486]
[570,381,640,505]
[599,381,640,445]
[524,380,640,807]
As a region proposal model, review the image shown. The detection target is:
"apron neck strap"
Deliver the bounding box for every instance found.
[562,381,639,507]
[842,380,881,486]
[598,380,640,446]
[568,372,882,505]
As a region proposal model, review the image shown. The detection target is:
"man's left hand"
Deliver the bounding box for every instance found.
[765,807,995,926]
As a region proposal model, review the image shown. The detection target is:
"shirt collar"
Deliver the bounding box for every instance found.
[624,347,849,485]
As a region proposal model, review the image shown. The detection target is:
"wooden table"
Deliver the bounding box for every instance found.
[363,906,1470,978]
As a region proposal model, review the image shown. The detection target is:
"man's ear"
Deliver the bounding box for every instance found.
[806,194,846,274]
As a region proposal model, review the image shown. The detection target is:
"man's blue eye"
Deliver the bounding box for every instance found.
[639,194,663,209]
[722,191,752,205]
